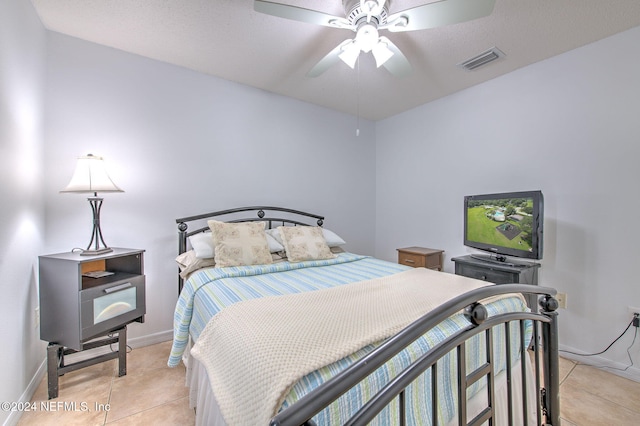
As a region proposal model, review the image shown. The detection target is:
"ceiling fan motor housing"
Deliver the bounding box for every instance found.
[343,0,389,27]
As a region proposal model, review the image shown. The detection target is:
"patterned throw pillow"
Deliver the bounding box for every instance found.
[278,226,336,262]
[207,221,273,267]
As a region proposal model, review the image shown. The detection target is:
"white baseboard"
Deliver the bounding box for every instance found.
[3,359,47,426]
[127,329,173,348]
[4,330,173,426]
[559,343,640,383]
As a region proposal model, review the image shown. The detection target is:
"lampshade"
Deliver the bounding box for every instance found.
[339,21,394,69]
[372,41,394,67]
[338,41,361,69]
[60,154,123,194]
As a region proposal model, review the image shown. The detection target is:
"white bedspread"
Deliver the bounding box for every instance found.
[190,268,519,425]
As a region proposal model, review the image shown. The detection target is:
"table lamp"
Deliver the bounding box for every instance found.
[60,154,123,255]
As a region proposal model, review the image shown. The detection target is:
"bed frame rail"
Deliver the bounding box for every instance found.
[270,284,560,426]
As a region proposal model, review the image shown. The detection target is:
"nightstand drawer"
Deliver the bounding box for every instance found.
[80,275,146,341]
[398,252,426,268]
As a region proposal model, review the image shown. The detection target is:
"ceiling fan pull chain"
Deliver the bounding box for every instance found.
[356,56,360,137]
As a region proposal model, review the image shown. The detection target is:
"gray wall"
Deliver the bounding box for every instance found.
[42,33,377,343]
[0,0,47,424]
[375,25,640,380]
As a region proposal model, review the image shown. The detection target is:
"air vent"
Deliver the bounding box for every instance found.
[458,47,505,71]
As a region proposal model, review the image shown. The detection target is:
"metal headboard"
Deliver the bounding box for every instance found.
[175,206,325,294]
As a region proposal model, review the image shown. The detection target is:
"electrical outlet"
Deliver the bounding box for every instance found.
[556,292,567,309]
[628,306,640,316]
[34,307,40,328]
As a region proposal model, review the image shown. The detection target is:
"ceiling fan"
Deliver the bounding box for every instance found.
[254,0,496,77]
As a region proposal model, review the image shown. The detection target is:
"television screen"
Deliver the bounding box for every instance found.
[464,190,544,261]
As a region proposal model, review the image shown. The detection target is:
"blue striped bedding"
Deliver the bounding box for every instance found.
[169,253,407,366]
[169,253,531,424]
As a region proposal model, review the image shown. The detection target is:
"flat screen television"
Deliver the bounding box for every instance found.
[464,190,544,262]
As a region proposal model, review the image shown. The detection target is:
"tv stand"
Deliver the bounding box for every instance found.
[469,254,515,267]
[451,255,541,308]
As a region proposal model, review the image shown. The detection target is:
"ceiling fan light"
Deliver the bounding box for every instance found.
[372,41,394,67]
[339,42,361,68]
[356,23,379,53]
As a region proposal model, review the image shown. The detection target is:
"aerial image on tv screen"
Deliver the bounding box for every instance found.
[466,197,535,252]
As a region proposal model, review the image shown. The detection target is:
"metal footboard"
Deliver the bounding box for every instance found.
[270,284,559,426]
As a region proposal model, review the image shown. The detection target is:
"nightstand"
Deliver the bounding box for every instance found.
[39,248,146,399]
[397,247,444,271]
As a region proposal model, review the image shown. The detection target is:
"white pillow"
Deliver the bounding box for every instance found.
[265,233,285,253]
[265,228,284,245]
[188,232,215,259]
[322,228,346,247]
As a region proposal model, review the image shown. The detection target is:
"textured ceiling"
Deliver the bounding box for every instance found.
[31,0,640,120]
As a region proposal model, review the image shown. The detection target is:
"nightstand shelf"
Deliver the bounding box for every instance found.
[39,248,146,399]
[397,247,444,271]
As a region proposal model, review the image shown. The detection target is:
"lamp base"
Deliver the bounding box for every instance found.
[80,247,113,256]
[81,195,114,256]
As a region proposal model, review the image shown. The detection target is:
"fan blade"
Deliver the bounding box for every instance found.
[383,0,496,32]
[379,37,412,77]
[307,40,354,77]
[254,1,353,29]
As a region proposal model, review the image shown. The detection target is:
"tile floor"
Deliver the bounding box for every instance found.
[17,341,640,425]
[18,341,193,425]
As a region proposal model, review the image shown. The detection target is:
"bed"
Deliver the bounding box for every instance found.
[169,206,560,426]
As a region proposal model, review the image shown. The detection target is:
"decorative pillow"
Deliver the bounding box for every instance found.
[278,226,336,262]
[266,227,346,248]
[189,232,215,259]
[208,220,273,267]
[175,250,216,279]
